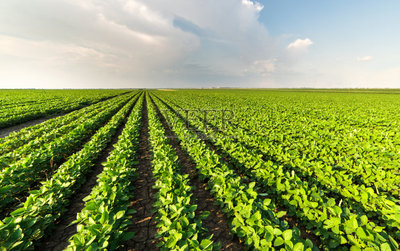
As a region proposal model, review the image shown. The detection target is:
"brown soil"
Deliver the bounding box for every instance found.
[0,115,62,139]
[125,95,159,250]
[33,98,137,251]
[150,95,243,250]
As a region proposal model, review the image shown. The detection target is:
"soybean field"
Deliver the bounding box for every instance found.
[0,89,400,251]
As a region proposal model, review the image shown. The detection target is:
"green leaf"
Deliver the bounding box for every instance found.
[273,228,282,236]
[86,202,98,211]
[24,196,34,208]
[344,218,358,234]
[100,211,109,224]
[276,211,286,218]
[282,230,292,241]
[274,237,284,247]
[327,198,336,207]
[86,235,97,245]
[248,180,257,188]
[73,235,83,246]
[263,198,271,207]
[360,215,368,225]
[115,210,125,220]
[350,246,361,251]
[380,243,391,251]
[101,240,109,248]
[285,239,293,249]
[127,209,137,214]
[293,242,304,251]
[200,211,210,220]
[332,225,340,235]
[189,204,197,212]
[120,232,135,241]
[9,228,22,242]
[305,239,314,248]
[180,216,189,228]
[355,227,367,240]
[10,208,25,217]
[389,235,399,249]
[165,230,182,248]
[9,241,24,250]
[328,239,340,248]
[360,192,368,204]
[200,239,213,249]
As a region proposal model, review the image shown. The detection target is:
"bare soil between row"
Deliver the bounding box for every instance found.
[150,95,243,250]
[125,95,158,250]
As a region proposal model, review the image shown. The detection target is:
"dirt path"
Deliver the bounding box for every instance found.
[150,95,243,250]
[0,92,133,139]
[0,115,62,139]
[125,95,158,250]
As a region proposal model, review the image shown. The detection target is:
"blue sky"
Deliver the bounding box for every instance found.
[260,0,400,87]
[262,1,400,59]
[0,0,399,88]
[262,1,400,71]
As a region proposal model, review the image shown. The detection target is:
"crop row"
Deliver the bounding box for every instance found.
[147,95,215,250]
[0,92,140,250]
[0,104,108,169]
[0,92,138,157]
[0,93,136,215]
[158,92,400,243]
[159,91,400,199]
[0,90,125,108]
[221,107,400,199]
[154,93,397,250]
[0,90,130,129]
[217,121,400,237]
[151,95,313,250]
[66,94,144,250]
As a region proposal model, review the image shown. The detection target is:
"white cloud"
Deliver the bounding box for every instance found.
[0,0,280,88]
[288,38,313,51]
[241,0,264,12]
[1,1,399,89]
[244,59,276,77]
[357,56,372,62]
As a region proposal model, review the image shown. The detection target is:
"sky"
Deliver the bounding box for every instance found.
[0,0,399,89]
